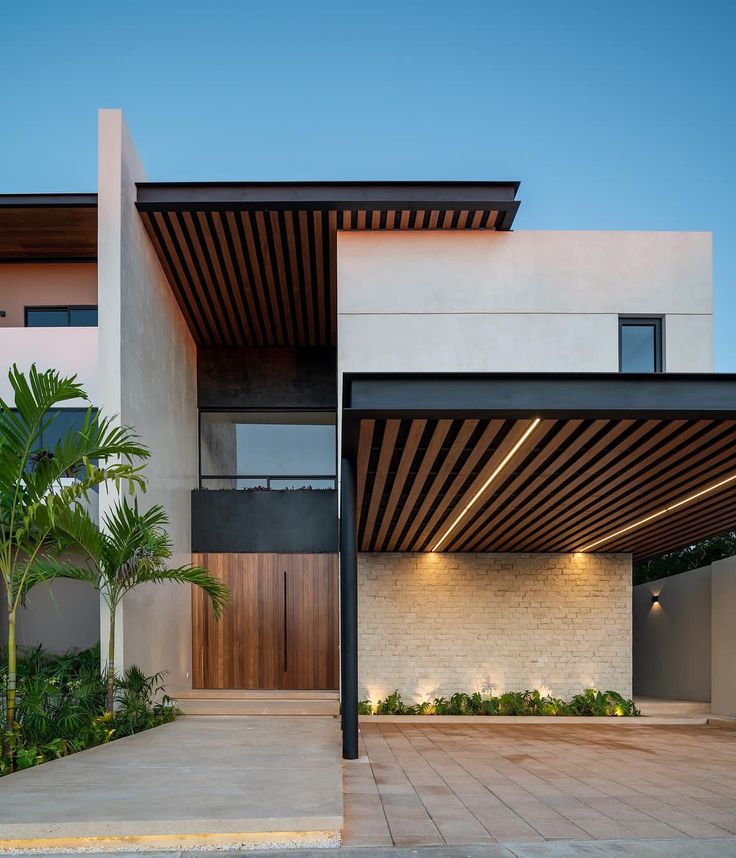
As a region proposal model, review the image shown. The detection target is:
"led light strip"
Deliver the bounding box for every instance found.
[431,417,541,553]
[578,472,736,552]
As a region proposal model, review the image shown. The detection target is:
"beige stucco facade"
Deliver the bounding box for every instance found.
[97,109,198,687]
[0,262,97,328]
[358,552,632,704]
[336,229,713,374]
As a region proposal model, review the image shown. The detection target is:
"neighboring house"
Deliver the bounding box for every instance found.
[2,109,734,758]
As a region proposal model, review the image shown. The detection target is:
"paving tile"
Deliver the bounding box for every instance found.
[347,723,736,848]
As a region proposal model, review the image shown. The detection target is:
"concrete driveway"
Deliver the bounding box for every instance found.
[344,722,736,848]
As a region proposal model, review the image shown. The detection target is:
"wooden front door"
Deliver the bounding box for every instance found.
[192,553,338,689]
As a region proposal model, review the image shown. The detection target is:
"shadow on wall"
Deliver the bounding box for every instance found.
[0,580,100,654]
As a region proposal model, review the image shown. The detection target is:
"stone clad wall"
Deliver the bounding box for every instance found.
[358,552,632,703]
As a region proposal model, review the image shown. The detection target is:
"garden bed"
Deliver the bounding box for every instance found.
[1,644,177,775]
[359,688,641,717]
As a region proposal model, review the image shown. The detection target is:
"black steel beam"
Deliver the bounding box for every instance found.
[136,180,519,206]
[342,371,736,437]
[339,455,359,760]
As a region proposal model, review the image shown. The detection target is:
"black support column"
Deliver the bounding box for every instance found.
[340,455,359,760]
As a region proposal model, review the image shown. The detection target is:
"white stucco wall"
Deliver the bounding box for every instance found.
[98,109,197,687]
[337,230,712,374]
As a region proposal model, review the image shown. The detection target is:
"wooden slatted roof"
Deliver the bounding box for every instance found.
[135,181,520,347]
[343,373,736,563]
[353,416,736,561]
[0,195,97,261]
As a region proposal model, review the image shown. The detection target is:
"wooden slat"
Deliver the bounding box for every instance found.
[432,419,538,552]
[356,419,375,527]
[373,420,427,550]
[225,211,266,345]
[311,210,327,343]
[268,210,296,345]
[398,419,479,551]
[209,211,254,343]
[473,419,653,551]
[455,419,612,551]
[240,211,277,343]
[168,211,226,345]
[297,210,317,345]
[140,212,208,344]
[281,210,306,343]
[180,211,236,345]
[504,419,719,552]
[253,210,287,344]
[385,420,453,551]
[197,211,246,344]
[407,420,509,552]
[361,420,401,551]
[550,422,736,552]
[328,209,338,344]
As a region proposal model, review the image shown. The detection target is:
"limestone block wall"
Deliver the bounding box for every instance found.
[358,552,632,703]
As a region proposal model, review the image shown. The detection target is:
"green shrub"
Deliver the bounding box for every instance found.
[0,644,178,775]
[360,687,639,718]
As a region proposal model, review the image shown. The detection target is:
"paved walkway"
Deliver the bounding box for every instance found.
[10,843,736,858]
[344,722,736,847]
[0,716,342,849]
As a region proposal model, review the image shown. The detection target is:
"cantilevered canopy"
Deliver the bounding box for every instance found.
[341,373,736,563]
[135,181,520,348]
[0,195,98,261]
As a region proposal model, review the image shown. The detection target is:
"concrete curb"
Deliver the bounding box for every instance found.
[359,714,709,725]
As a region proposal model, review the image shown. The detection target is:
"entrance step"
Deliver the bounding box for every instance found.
[635,697,711,717]
[170,689,340,717]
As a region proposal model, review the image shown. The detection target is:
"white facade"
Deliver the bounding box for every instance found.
[337,229,712,374]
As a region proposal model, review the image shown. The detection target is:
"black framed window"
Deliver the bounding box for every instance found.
[199,410,337,490]
[25,306,98,327]
[619,317,663,373]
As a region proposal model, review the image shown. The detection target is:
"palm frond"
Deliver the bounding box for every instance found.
[21,555,99,603]
[131,564,230,619]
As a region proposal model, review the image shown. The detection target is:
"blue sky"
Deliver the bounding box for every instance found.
[3,1,734,366]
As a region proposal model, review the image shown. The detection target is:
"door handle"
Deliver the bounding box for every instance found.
[283,569,288,674]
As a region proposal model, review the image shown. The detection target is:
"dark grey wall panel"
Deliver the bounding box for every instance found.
[633,567,711,702]
[198,346,336,409]
[192,489,338,553]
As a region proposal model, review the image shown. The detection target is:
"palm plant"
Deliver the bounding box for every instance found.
[0,365,148,732]
[38,499,229,711]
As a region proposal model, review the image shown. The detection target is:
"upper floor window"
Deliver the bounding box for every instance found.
[25,306,98,327]
[619,317,663,373]
[199,410,336,490]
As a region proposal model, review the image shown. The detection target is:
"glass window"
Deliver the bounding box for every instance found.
[26,306,98,327]
[200,411,336,490]
[69,307,98,326]
[619,318,662,373]
[26,308,69,327]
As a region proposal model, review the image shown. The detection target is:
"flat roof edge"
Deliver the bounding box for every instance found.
[0,194,98,208]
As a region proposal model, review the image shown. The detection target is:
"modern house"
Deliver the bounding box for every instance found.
[2,109,735,759]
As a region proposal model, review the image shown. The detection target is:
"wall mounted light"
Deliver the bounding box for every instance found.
[577,471,736,552]
[651,594,660,605]
[0,311,6,318]
[431,418,541,552]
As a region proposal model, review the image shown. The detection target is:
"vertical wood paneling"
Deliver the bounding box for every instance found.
[192,552,338,690]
